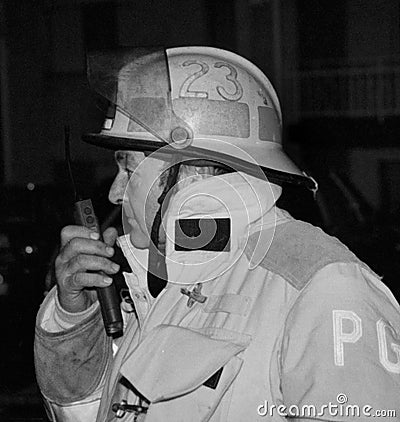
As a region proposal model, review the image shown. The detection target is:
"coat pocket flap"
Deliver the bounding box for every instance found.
[120,324,249,403]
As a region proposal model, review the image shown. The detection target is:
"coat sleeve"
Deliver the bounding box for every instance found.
[34,288,113,420]
[279,262,400,421]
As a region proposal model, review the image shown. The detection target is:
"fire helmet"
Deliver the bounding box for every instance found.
[83,46,315,190]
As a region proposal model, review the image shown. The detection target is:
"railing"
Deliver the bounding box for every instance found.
[285,56,400,122]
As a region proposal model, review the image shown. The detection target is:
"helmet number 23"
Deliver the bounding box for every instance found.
[179,60,243,102]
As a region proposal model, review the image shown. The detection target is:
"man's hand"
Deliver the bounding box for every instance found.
[55,226,120,313]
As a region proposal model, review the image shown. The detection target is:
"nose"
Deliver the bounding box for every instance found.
[108,172,127,205]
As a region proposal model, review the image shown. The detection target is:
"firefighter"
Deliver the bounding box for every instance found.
[35,47,400,421]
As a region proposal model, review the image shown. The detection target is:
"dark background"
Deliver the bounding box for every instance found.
[1,0,400,420]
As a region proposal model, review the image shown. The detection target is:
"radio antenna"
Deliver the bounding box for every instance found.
[64,125,80,202]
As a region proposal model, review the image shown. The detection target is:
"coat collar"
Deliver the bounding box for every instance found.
[119,172,282,287]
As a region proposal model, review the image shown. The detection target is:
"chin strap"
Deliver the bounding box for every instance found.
[147,158,181,297]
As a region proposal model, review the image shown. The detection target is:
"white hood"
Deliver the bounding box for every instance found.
[119,172,282,287]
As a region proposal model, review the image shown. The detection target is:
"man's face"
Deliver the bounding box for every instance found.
[108,150,166,249]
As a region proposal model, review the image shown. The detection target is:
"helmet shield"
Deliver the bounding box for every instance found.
[87,48,193,148]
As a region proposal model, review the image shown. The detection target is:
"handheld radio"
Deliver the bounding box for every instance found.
[64,126,123,337]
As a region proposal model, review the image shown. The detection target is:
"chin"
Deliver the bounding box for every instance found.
[129,230,150,249]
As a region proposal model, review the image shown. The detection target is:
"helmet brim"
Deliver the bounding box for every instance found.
[83,133,317,190]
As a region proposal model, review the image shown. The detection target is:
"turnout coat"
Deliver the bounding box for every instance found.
[35,174,400,421]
